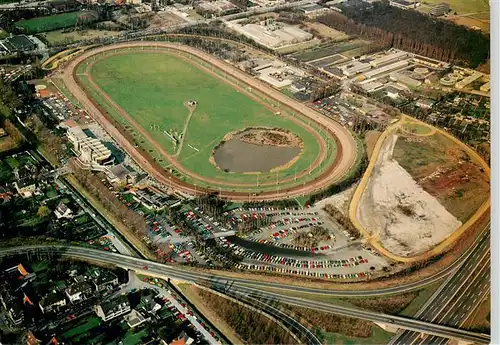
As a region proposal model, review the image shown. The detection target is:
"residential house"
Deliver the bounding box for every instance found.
[416,98,435,109]
[95,296,131,321]
[88,269,119,292]
[168,332,194,345]
[1,296,24,325]
[65,282,93,303]
[26,331,41,345]
[13,178,36,198]
[54,201,73,220]
[39,291,67,313]
[138,294,161,315]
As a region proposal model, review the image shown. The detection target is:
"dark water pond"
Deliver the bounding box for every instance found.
[213,139,300,173]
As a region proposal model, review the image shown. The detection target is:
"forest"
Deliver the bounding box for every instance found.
[318,0,489,67]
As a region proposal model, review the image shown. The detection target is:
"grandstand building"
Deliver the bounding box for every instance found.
[0,35,36,54]
[67,127,114,166]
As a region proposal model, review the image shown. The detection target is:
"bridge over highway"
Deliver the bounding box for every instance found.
[0,245,490,344]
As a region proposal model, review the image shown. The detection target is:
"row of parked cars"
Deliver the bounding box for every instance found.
[226,239,369,270]
[250,238,335,252]
[234,263,370,280]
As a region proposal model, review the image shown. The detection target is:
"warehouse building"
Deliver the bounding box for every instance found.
[480,81,490,92]
[341,61,371,77]
[389,0,419,9]
[455,71,483,89]
[67,127,113,166]
[430,2,450,16]
[363,60,409,79]
[389,72,422,88]
[369,51,408,68]
[226,19,313,50]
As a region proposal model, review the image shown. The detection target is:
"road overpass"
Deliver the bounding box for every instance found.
[0,244,490,344]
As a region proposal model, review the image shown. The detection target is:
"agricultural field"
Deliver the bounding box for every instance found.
[15,11,98,34]
[76,49,336,192]
[291,39,371,62]
[421,0,489,14]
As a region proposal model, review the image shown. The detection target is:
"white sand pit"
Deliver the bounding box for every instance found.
[357,134,462,257]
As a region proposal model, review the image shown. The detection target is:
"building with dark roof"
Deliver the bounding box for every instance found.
[95,295,130,321]
[65,282,93,303]
[389,0,418,9]
[430,2,450,16]
[39,291,67,313]
[88,269,119,292]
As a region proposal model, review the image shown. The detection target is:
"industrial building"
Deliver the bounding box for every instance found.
[363,60,409,79]
[480,81,491,92]
[195,0,238,16]
[389,0,419,9]
[67,126,113,166]
[389,72,422,88]
[0,35,37,54]
[226,19,313,50]
[369,51,408,68]
[430,2,450,16]
[341,61,371,77]
[299,4,329,15]
[455,71,483,89]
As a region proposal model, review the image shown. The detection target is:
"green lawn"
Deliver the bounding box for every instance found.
[78,49,333,191]
[62,316,101,339]
[15,11,97,34]
[421,0,489,14]
[403,123,432,135]
[122,329,148,345]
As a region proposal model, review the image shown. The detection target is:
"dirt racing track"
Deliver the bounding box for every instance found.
[61,42,358,201]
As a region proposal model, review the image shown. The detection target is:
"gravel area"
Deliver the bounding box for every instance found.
[357,134,462,257]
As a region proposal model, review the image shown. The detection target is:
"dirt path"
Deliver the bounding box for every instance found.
[176,104,196,157]
[61,42,357,201]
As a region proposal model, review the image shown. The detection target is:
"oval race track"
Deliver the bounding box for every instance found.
[61,42,358,201]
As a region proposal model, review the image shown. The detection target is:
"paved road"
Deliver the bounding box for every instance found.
[388,227,490,345]
[60,42,357,201]
[0,245,490,344]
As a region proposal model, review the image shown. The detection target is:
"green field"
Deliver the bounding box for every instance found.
[15,11,97,34]
[77,49,336,192]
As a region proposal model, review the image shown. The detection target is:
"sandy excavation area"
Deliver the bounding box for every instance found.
[357,134,462,257]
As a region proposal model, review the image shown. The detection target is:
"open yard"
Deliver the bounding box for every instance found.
[76,49,334,191]
[421,0,489,14]
[15,11,98,34]
[393,130,490,222]
[41,29,123,46]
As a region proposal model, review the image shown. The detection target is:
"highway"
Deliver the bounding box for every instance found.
[388,227,490,345]
[0,244,490,344]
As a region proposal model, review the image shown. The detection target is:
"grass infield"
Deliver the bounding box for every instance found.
[76,48,337,192]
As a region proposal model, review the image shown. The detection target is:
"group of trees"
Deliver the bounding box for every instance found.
[25,114,69,162]
[318,0,489,67]
[309,79,341,102]
[68,160,147,237]
[323,204,359,239]
[0,80,21,119]
[195,287,297,345]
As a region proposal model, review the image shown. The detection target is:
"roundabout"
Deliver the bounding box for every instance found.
[61,42,358,200]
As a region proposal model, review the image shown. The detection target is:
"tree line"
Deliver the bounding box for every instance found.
[318,0,489,67]
[68,160,148,237]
